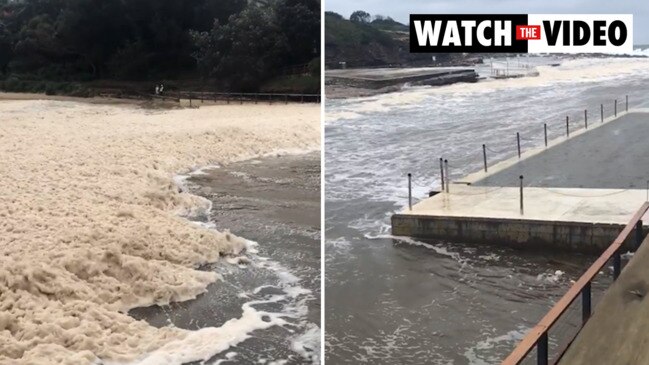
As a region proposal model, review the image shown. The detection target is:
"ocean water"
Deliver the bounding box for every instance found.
[325,57,649,364]
[130,152,321,364]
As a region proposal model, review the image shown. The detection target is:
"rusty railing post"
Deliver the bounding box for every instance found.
[566,116,570,137]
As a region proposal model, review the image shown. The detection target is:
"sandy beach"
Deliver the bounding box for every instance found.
[0,96,320,364]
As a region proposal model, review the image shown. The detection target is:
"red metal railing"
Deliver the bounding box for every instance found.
[502,201,649,365]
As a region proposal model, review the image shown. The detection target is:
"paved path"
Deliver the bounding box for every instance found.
[474,112,649,189]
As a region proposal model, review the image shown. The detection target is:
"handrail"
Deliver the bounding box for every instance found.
[502,201,649,365]
[172,90,321,104]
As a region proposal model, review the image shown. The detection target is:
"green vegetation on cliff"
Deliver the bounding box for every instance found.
[0,0,320,94]
[325,11,459,69]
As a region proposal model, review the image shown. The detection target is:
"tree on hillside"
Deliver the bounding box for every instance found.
[0,0,247,80]
[0,0,320,92]
[275,0,319,65]
[191,6,289,91]
[192,0,320,90]
[350,10,370,24]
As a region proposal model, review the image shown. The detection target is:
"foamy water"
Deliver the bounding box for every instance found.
[325,56,649,364]
[0,99,319,364]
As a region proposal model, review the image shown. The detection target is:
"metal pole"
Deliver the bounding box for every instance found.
[566,116,570,137]
[537,333,548,365]
[636,220,644,250]
[626,95,629,112]
[544,123,547,147]
[517,132,521,158]
[482,144,488,172]
[520,175,524,215]
[439,158,445,192]
[408,173,412,211]
[584,109,588,129]
[444,159,449,193]
[613,251,621,279]
[582,282,592,324]
[615,99,617,117]
[601,104,604,122]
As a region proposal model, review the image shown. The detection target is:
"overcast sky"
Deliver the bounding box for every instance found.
[325,0,649,44]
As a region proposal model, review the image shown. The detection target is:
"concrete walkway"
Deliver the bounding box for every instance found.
[474,112,649,189]
[559,235,649,364]
[405,184,644,225]
[391,110,649,251]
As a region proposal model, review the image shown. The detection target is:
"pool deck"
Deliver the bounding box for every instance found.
[326,67,478,89]
[391,109,649,252]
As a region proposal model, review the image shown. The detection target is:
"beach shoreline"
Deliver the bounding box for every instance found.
[0,97,319,364]
[131,151,321,364]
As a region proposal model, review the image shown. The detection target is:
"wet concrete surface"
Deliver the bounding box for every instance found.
[559,234,649,365]
[474,112,649,189]
[129,152,320,364]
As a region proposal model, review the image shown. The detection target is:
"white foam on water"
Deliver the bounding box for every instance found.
[366,233,467,265]
[121,225,318,364]
[621,251,634,260]
[0,100,320,364]
[289,323,321,364]
[478,253,501,262]
[326,57,649,124]
[112,167,312,364]
[536,270,565,284]
[114,295,290,365]
[326,237,351,249]
[189,164,221,176]
[326,57,649,210]
[463,327,528,365]
[213,352,238,364]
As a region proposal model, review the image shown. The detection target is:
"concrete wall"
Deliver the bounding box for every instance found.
[391,214,640,253]
[326,70,477,89]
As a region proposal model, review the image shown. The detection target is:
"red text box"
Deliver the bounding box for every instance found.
[516,25,541,40]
